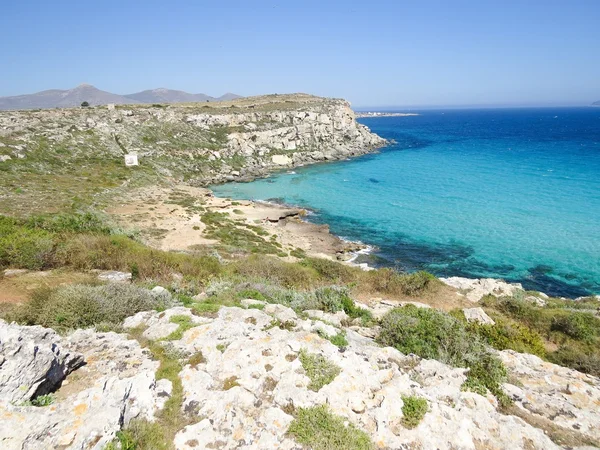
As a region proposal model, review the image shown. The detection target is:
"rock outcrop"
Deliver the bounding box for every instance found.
[3,303,592,449]
[0,94,386,185]
[441,276,524,302]
[0,320,84,404]
[0,323,168,449]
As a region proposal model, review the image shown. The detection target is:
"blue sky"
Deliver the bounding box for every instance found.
[1,0,599,107]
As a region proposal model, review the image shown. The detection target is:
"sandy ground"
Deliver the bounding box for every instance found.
[107,183,356,260]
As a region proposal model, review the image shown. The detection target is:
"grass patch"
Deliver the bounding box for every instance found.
[222,376,240,390]
[114,326,196,450]
[287,405,373,450]
[320,331,348,348]
[188,351,206,368]
[299,349,341,391]
[191,302,221,317]
[163,315,196,341]
[20,394,55,407]
[401,395,428,429]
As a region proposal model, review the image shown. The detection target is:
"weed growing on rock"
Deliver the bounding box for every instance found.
[287,405,373,450]
[191,302,221,317]
[163,315,196,341]
[299,349,341,391]
[319,331,348,348]
[20,394,55,407]
[401,395,428,429]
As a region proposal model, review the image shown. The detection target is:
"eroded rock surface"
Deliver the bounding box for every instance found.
[127,306,559,449]
[500,350,600,444]
[4,304,599,449]
[0,324,166,449]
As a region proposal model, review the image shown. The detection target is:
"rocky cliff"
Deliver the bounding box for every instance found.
[0,94,386,186]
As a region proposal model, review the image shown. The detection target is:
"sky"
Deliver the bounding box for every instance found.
[1,0,599,107]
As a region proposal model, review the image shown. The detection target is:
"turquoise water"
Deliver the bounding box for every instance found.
[212,108,600,297]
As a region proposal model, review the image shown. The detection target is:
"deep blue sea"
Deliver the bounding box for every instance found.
[212,108,600,298]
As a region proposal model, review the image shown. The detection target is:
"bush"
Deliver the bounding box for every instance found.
[25,212,115,234]
[362,269,437,296]
[472,316,547,357]
[300,257,356,283]
[8,283,173,332]
[299,349,341,391]
[377,306,508,401]
[551,312,599,341]
[0,216,55,269]
[548,345,600,376]
[232,255,315,288]
[401,396,428,429]
[0,214,223,281]
[287,405,373,450]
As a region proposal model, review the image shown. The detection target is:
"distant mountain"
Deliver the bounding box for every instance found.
[0,85,243,110]
[216,93,243,101]
[124,88,213,104]
[592,101,600,106]
[0,84,140,110]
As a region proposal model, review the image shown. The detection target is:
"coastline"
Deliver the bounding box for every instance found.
[108,182,575,303]
[355,112,419,118]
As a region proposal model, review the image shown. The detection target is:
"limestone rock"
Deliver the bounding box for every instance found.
[0,327,165,449]
[97,270,132,282]
[499,349,600,443]
[0,320,84,404]
[463,307,495,325]
[441,276,523,302]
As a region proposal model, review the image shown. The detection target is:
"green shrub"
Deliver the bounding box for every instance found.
[300,257,356,283]
[8,283,172,332]
[551,312,598,341]
[377,306,508,402]
[362,268,437,296]
[473,316,547,357]
[0,216,55,269]
[401,395,428,429]
[287,405,373,450]
[299,349,341,391]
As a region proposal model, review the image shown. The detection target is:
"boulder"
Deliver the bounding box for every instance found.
[441,277,523,302]
[0,327,166,449]
[0,320,84,404]
[463,307,495,325]
[97,270,132,282]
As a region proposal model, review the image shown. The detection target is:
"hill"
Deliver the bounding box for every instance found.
[123,88,239,104]
[0,85,242,110]
[593,101,600,106]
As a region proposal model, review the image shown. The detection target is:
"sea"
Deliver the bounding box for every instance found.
[212,107,600,298]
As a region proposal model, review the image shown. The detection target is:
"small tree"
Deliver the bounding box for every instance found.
[81,101,90,107]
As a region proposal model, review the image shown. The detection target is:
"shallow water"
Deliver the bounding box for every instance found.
[212,108,600,297]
